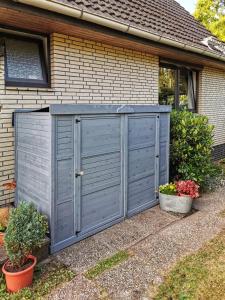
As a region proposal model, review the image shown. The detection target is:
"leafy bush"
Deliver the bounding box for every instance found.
[170,110,215,186]
[4,201,48,270]
[159,183,177,195]
[202,162,225,192]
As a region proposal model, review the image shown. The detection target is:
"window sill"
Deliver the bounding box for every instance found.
[5,86,54,92]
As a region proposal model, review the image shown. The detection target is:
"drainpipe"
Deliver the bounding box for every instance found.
[14,0,225,63]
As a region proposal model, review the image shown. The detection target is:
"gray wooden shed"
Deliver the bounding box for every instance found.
[15,104,171,253]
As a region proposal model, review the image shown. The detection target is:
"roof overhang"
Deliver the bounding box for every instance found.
[1,0,225,70]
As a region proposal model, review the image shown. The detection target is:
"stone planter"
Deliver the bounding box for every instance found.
[159,192,193,214]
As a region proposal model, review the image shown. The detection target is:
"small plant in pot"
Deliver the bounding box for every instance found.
[2,201,48,293]
[159,180,200,214]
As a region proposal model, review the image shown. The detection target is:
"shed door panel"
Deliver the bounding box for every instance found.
[127,115,158,216]
[55,116,75,244]
[78,116,123,234]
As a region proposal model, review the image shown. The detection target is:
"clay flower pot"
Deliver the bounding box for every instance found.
[2,255,37,293]
[159,192,193,214]
[0,232,5,246]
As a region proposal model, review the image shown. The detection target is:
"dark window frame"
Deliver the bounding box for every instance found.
[159,62,199,112]
[2,33,49,88]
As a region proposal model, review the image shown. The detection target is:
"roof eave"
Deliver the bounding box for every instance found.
[14,0,225,63]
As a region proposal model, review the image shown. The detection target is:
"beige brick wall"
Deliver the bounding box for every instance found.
[198,66,225,146]
[0,33,159,205]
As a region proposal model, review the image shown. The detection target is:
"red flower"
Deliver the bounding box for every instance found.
[175,180,199,199]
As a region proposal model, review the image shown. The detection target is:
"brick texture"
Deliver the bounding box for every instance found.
[0,33,159,205]
[198,66,225,147]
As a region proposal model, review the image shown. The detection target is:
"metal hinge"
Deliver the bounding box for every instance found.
[75,119,80,123]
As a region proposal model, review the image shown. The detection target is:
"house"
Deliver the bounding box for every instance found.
[0,0,225,207]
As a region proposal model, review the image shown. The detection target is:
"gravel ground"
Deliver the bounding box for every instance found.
[47,187,225,300]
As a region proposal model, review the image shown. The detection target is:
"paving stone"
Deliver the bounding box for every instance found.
[95,256,161,300]
[94,208,179,250]
[48,187,225,299]
[56,205,181,274]
[55,235,116,273]
[45,274,102,300]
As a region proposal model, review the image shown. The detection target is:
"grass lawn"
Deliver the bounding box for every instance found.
[154,230,225,300]
[0,260,75,300]
[85,250,130,280]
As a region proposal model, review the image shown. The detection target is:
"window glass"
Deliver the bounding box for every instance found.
[159,67,176,107]
[5,38,43,81]
[159,64,197,111]
[179,69,189,109]
[188,71,197,111]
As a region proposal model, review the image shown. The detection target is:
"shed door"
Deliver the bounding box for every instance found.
[127,114,159,216]
[75,115,124,235]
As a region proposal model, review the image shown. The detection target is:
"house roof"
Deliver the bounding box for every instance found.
[11,0,225,62]
[56,0,220,53]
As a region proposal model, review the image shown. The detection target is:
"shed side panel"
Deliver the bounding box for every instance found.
[54,116,75,244]
[159,113,170,185]
[15,113,51,218]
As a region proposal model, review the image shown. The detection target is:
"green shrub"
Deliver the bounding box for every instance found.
[170,110,215,186]
[4,201,48,269]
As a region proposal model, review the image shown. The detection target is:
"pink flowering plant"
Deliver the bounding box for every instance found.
[159,180,200,199]
[175,180,200,199]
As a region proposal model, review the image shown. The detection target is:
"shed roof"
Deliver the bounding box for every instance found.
[15,104,171,115]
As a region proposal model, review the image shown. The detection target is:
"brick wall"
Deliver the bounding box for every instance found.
[0,33,159,205]
[198,66,225,147]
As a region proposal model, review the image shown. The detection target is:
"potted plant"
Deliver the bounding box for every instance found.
[159,180,199,214]
[2,201,48,293]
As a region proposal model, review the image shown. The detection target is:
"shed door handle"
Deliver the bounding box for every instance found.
[75,171,84,178]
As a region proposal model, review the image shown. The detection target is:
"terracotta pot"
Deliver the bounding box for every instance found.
[0,232,4,246]
[2,255,37,293]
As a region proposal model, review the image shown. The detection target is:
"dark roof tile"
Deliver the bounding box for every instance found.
[55,0,223,53]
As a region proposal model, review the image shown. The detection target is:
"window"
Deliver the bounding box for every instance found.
[3,34,49,88]
[159,64,198,111]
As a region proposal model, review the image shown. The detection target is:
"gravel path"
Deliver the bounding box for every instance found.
[47,187,225,300]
